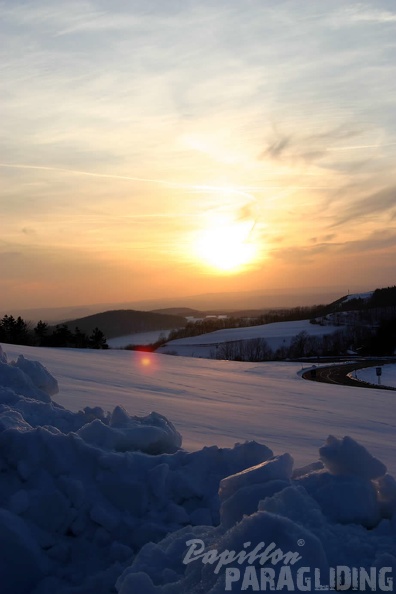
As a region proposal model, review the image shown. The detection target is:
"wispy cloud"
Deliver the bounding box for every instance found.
[337,229,396,254]
[331,185,396,227]
[0,163,188,188]
[327,142,396,152]
[342,5,396,25]
[1,2,143,35]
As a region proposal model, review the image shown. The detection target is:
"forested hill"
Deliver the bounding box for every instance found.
[58,310,186,339]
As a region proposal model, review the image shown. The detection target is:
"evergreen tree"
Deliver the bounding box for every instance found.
[14,316,31,345]
[73,327,89,348]
[89,327,108,349]
[0,315,32,345]
[34,320,49,346]
[0,315,16,343]
[49,324,74,347]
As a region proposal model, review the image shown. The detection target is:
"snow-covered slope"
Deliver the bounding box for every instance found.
[342,291,374,303]
[157,319,340,357]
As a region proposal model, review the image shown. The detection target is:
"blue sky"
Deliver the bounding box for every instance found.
[1,1,396,309]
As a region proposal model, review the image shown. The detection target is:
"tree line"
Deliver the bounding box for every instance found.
[0,315,108,349]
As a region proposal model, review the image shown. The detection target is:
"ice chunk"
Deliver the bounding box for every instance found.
[78,418,172,454]
[219,453,294,502]
[109,404,131,426]
[12,355,59,397]
[0,509,48,594]
[0,359,51,402]
[0,409,32,432]
[0,345,7,363]
[90,504,120,532]
[220,480,290,528]
[374,474,396,517]
[299,471,381,528]
[77,410,182,454]
[117,572,158,594]
[8,489,30,515]
[259,484,326,529]
[320,435,387,479]
[27,488,74,533]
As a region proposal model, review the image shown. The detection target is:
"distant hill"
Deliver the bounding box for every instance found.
[51,310,186,339]
[151,307,282,319]
[150,307,202,317]
[325,287,396,314]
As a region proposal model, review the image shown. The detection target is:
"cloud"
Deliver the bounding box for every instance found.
[269,227,396,267]
[336,229,396,255]
[21,227,37,236]
[259,124,367,166]
[342,6,396,25]
[331,186,396,227]
[270,242,335,265]
[1,2,143,36]
[260,135,291,160]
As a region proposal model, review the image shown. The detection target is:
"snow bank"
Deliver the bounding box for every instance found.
[117,443,396,593]
[1,347,395,593]
[355,364,396,389]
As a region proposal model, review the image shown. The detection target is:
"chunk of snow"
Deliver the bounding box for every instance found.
[220,479,290,528]
[77,409,182,454]
[0,509,48,594]
[0,359,51,403]
[12,354,59,397]
[320,435,387,479]
[219,453,294,502]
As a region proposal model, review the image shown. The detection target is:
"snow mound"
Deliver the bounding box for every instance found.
[0,348,395,593]
[0,352,55,404]
[77,407,182,454]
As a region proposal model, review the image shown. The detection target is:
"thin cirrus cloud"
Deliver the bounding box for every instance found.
[330,186,396,227]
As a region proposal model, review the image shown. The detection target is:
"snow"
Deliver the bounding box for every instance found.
[4,344,396,474]
[356,364,396,388]
[157,319,341,357]
[1,344,396,593]
[343,291,374,303]
[319,435,387,480]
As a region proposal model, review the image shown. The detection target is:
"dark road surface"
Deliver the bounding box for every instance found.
[302,359,396,391]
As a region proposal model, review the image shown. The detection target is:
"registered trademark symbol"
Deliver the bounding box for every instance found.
[297,539,305,547]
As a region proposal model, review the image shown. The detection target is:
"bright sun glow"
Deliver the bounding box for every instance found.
[195,214,257,273]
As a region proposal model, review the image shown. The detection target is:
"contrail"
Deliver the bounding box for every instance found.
[0,162,188,188]
[326,142,396,151]
[0,162,335,194]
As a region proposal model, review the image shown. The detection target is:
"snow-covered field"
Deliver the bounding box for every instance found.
[1,344,396,593]
[357,364,396,389]
[158,319,341,357]
[107,329,173,349]
[4,344,396,472]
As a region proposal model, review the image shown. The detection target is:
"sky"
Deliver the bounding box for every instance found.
[1,0,396,310]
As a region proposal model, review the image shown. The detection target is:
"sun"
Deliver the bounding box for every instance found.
[195,213,257,273]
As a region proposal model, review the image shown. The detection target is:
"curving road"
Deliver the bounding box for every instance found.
[302,359,396,391]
